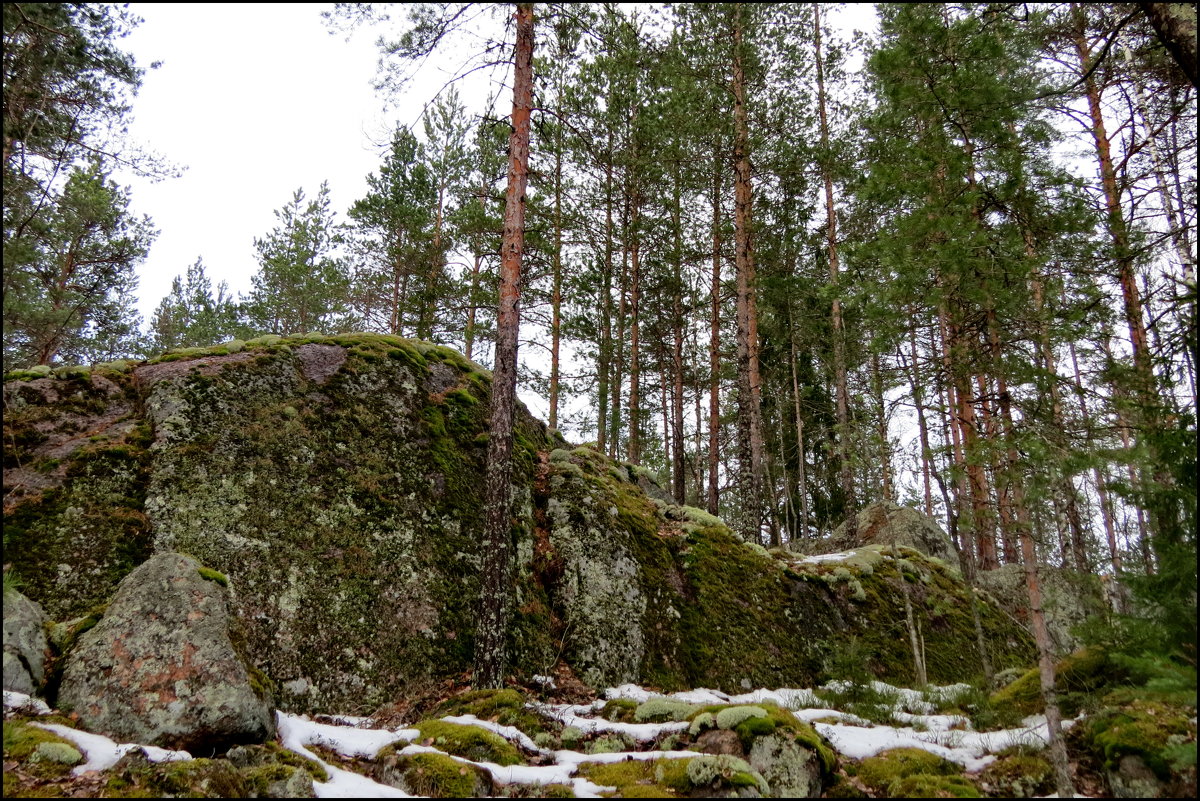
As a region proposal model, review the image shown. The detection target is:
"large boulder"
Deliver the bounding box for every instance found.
[4,336,1036,703]
[2,587,49,695]
[816,501,961,574]
[975,564,1108,655]
[58,552,274,752]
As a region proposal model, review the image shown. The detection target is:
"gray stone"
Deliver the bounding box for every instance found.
[975,563,1106,654]
[58,552,273,752]
[748,733,823,798]
[1107,754,1164,798]
[3,588,49,695]
[820,502,961,574]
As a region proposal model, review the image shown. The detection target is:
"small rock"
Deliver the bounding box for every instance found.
[697,728,744,756]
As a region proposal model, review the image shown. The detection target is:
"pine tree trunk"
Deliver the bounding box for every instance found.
[731,4,764,541]
[814,3,855,537]
[549,129,563,431]
[908,323,935,517]
[708,145,723,516]
[627,186,641,465]
[671,168,687,504]
[597,160,615,453]
[475,2,533,690]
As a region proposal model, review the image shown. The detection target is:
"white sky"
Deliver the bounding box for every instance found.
[116,3,396,320]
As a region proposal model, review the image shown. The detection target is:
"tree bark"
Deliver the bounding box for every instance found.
[708,144,723,516]
[1137,2,1199,87]
[475,2,533,690]
[731,4,765,541]
[815,2,856,538]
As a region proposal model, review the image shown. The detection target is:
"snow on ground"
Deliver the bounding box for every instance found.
[441,713,549,753]
[8,682,1074,797]
[536,700,690,742]
[798,550,861,564]
[30,722,192,776]
[3,690,51,715]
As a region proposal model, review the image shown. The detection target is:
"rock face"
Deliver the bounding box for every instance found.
[2,588,49,694]
[58,552,274,752]
[816,501,961,574]
[975,563,1107,654]
[5,335,1036,710]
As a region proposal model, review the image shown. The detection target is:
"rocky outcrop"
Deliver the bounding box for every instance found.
[5,335,1036,709]
[975,563,1107,654]
[2,588,49,695]
[812,501,962,574]
[58,552,274,753]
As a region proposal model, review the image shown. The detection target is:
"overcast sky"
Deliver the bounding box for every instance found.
[116,4,397,320]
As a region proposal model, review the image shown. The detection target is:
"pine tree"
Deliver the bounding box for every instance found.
[149,259,238,352]
[347,128,436,336]
[3,159,155,366]
[245,182,350,336]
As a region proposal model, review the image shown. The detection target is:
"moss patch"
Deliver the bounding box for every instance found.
[432,688,550,738]
[858,748,977,798]
[990,647,1121,718]
[412,719,523,766]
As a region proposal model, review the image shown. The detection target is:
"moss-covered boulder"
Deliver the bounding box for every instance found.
[4,336,1035,705]
[2,587,48,695]
[814,501,961,574]
[857,748,980,798]
[58,552,274,752]
[374,750,494,797]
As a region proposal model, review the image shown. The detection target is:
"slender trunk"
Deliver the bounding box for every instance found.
[871,352,894,502]
[610,200,628,460]
[907,324,935,517]
[671,168,687,504]
[597,159,615,453]
[732,4,765,542]
[990,311,1075,796]
[790,337,809,542]
[549,129,563,430]
[1073,6,1154,399]
[475,2,533,690]
[815,3,855,536]
[1069,341,1124,588]
[627,186,641,465]
[708,145,723,516]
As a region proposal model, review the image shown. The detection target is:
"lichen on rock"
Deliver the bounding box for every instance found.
[57,552,274,752]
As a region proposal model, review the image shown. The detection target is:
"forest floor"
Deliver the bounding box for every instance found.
[5,676,1105,798]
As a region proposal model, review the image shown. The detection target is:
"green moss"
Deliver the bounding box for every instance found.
[634,698,699,723]
[977,748,1054,797]
[577,758,693,797]
[432,688,549,737]
[1083,695,1197,779]
[3,722,80,780]
[3,432,153,621]
[413,719,523,766]
[601,698,639,723]
[197,566,229,587]
[102,753,247,798]
[392,751,484,798]
[685,754,769,796]
[858,748,970,798]
[714,705,769,730]
[990,647,1119,718]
